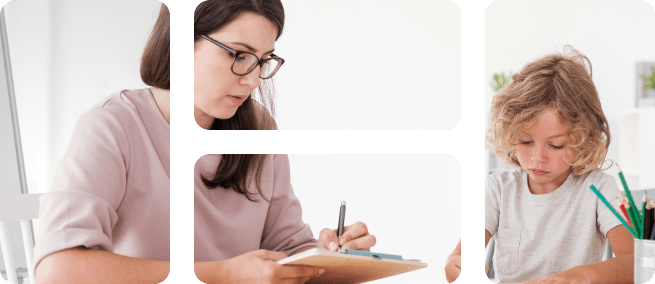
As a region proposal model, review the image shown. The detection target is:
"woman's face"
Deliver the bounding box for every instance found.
[194,12,278,128]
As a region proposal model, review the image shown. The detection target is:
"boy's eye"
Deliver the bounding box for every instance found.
[521,141,564,150]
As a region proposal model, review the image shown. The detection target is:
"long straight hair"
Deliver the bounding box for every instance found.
[141,4,170,89]
[201,154,269,202]
[196,0,282,130]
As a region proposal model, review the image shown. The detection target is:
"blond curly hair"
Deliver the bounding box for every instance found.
[486,47,610,175]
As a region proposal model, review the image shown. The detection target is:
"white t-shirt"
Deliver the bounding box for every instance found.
[485,169,623,283]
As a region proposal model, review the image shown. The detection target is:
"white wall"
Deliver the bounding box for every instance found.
[274,0,461,130]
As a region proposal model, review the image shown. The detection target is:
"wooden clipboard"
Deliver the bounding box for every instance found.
[278,248,427,284]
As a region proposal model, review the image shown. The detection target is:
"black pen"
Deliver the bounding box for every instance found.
[337,201,346,250]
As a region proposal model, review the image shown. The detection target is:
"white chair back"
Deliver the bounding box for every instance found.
[0,194,42,284]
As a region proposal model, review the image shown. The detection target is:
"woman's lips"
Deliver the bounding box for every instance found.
[227,95,245,106]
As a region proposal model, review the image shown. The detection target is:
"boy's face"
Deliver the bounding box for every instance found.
[514,110,573,194]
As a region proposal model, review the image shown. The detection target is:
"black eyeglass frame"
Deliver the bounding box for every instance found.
[200,35,285,79]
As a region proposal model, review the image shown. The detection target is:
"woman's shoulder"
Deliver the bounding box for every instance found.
[82,88,157,127]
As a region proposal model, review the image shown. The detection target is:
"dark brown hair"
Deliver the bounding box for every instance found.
[141,4,170,89]
[486,46,611,175]
[195,0,283,131]
[201,154,269,202]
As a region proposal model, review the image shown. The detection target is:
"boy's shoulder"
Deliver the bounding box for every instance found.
[573,170,614,185]
[486,169,524,191]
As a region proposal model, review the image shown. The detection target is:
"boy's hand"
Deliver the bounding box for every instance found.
[523,267,592,284]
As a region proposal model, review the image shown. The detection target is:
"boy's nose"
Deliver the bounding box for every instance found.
[531,147,548,164]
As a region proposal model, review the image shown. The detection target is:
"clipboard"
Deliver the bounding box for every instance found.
[278,248,427,284]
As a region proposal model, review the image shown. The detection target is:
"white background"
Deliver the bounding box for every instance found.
[275,0,461,130]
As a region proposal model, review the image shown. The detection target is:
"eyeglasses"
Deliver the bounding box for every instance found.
[201,35,285,79]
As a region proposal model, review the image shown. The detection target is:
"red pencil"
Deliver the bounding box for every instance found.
[618,197,633,228]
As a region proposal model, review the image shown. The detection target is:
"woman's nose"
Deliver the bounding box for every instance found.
[240,66,261,90]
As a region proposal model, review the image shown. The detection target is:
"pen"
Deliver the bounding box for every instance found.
[338,201,346,249]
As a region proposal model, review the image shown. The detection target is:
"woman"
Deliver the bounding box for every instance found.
[34,4,171,284]
[194,0,281,130]
[195,154,377,283]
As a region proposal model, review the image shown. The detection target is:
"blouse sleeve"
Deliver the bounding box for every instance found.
[260,154,317,255]
[33,100,130,270]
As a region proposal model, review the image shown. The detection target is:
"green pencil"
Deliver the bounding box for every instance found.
[617,164,642,233]
[589,184,637,238]
[626,202,641,238]
[642,193,648,239]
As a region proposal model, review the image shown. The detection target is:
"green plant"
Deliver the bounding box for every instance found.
[491,72,512,93]
[644,67,655,90]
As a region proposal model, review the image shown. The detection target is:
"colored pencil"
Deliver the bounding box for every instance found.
[644,199,653,241]
[589,184,637,238]
[643,193,648,239]
[619,192,631,228]
[617,197,632,229]
[625,202,641,238]
[617,164,642,232]
[650,200,655,240]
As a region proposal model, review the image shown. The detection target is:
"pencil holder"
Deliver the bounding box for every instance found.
[635,238,655,284]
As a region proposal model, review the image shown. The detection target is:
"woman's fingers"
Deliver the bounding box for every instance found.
[340,234,376,251]
[278,265,325,280]
[318,228,340,251]
[339,222,370,246]
[255,249,289,262]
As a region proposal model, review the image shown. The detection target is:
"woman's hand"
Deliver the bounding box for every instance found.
[199,249,325,284]
[444,254,461,283]
[317,222,376,251]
